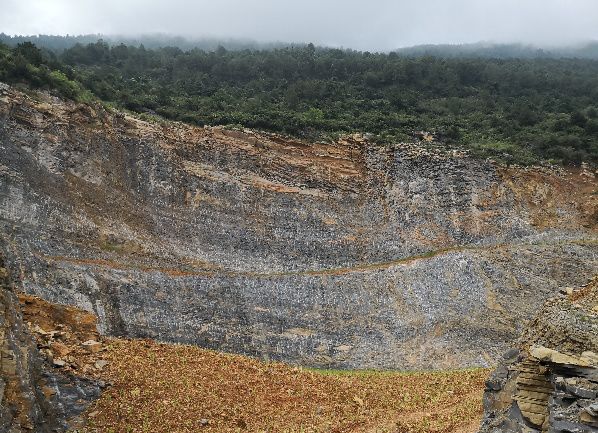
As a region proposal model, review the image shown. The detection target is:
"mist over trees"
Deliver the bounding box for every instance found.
[0,34,294,53]
[5,34,598,59]
[1,36,598,165]
[395,42,598,59]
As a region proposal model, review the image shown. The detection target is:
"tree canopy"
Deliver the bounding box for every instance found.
[1,39,598,165]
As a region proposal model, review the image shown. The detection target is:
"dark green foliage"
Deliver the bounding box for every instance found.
[0,41,89,101]
[1,38,598,165]
[14,42,43,65]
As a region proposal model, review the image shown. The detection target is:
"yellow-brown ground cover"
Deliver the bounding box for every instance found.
[83,339,488,433]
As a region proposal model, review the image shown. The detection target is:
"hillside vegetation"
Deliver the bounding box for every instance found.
[1,38,598,165]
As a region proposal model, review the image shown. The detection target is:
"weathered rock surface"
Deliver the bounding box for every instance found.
[0,83,597,369]
[0,256,100,433]
[479,276,598,433]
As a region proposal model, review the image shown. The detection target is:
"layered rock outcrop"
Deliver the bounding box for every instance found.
[479,277,598,433]
[0,255,100,433]
[0,82,597,369]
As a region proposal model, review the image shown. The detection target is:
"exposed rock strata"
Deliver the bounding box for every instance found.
[479,276,598,433]
[0,256,100,433]
[0,83,597,368]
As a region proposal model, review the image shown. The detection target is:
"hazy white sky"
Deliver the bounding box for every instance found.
[3,0,598,50]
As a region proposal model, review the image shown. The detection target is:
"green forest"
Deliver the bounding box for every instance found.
[1,37,598,165]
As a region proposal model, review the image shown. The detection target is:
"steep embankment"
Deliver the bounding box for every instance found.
[0,82,597,369]
[479,276,598,432]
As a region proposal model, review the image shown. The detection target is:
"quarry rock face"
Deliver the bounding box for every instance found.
[0,256,100,433]
[479,277,598,433]
[0,83,597,369]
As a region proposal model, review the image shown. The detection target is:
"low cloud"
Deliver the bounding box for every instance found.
[3,0,598,51]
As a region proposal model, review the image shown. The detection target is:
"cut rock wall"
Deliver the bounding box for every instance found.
[1,83,597,368]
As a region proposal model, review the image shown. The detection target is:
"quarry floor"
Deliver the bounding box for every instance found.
[20,294,489,433]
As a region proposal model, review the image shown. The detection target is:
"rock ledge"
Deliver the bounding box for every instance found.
[479,276,598,433]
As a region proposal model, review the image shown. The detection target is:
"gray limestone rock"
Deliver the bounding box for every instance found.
[0,83,597,369]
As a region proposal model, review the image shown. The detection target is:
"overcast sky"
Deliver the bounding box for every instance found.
[3,0,598,51]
